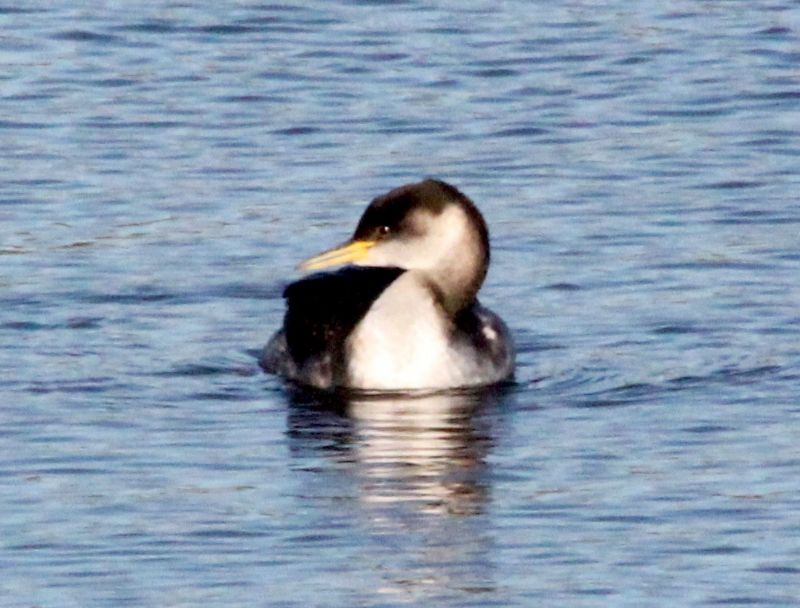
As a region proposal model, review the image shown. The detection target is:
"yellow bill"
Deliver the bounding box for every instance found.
[299,239,376,271]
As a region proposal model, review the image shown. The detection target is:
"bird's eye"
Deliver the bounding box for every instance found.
[378,225,391,236]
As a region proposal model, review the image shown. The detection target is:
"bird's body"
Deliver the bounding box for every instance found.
[260,179,514,391]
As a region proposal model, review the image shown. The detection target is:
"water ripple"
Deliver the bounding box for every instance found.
[2,2,799,606]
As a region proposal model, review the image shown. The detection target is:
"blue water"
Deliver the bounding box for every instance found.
[2,2,799,606]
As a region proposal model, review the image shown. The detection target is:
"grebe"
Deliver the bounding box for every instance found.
[260,179,514,391]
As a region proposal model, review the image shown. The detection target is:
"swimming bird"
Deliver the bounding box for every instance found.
[260,179,514,391]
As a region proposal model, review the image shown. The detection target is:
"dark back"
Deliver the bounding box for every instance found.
[283,266,405,379]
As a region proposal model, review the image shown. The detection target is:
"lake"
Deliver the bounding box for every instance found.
[1,1,799,606]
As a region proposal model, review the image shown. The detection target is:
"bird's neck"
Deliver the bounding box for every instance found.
[423,247,487,317]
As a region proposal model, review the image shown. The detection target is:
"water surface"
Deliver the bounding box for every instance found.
[1,2,799,606]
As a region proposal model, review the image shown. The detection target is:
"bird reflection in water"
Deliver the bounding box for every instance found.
[286,385,506,516]
[285,385,509,600]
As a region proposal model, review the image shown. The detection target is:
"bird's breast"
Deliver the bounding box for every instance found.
[344,272,469,390]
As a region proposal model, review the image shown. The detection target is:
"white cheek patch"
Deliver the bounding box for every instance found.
[402,207,473,271]
[360,206,473,272]
[426,206,470,259]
